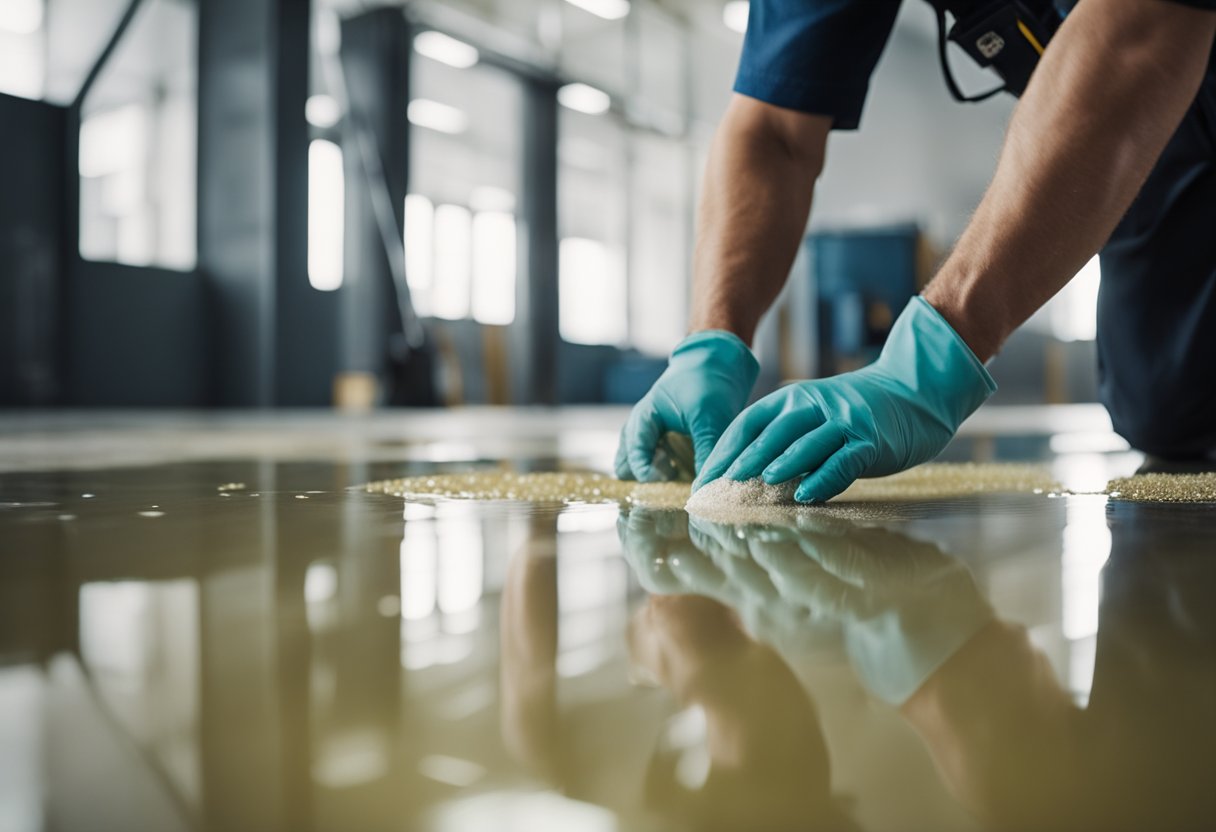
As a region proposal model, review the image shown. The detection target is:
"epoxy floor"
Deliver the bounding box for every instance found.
[0,409,1212,832]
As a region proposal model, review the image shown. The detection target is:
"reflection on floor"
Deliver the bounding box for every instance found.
[0,411,1211,832]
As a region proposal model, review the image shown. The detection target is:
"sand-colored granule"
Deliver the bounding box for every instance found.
[834,462,1059,502]
[364,471,694,509]
[685,463,1060,525]
[365,463,1058,515]
[628,481,695,509]
[1105,472,1216,503]
[366,471,634,503]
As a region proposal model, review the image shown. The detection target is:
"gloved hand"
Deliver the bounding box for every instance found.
[615,330,759,482]
[741,515,994,705]
[693,297,996,502]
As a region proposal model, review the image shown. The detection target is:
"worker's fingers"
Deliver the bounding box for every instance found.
[614,425,634,480]
[723,408,825,483]
[692,395,782,491]
[748,537,860,616]
[794,443,875,503]
[690,419,728,478]
[760,421,847,485]
[625,403,665,483]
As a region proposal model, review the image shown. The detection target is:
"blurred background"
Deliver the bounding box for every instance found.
[0,0,1101,412]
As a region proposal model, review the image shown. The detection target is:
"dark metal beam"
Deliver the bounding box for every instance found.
[337,9,415,399]
[198,0,335,406]
[513,77,561,406]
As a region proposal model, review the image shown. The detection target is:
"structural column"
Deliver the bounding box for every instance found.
[198,0,336,406]
[512,77,561,406]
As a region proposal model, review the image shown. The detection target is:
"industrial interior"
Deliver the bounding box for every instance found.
[1,0,1213,829]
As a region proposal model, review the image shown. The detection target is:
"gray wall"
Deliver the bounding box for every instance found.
[0,93,66,406]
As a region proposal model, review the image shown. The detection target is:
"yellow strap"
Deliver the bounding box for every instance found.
[1017,19,1046,55]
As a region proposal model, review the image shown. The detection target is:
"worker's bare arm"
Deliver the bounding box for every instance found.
[689,95,831,344]
[923,0,1216,361]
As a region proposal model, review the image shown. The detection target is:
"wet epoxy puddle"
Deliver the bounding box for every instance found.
[2,456,1214,832]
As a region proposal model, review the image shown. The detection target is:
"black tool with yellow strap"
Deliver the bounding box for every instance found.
[929,0,1069,101]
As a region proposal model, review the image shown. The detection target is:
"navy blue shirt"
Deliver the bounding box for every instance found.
[734,0,903,131]
[735,0,1216,131]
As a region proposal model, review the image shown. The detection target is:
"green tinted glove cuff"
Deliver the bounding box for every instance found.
[877,297,997,428]
[671,329,760,384]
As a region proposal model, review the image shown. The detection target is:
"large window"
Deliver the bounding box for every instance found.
[558,104,629,345]
[307,139,344,291]
[0,0,45,99]
[407,33,523,326]
[77,0,197,271]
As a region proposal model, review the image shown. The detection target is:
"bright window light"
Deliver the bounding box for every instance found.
[308,139,344,291]
[401,531,437,621]
[79,105,147,178]
[414,30,479,69]
[1050,255,1100,341]
[305,94,341,128]
[560,237,627,345]
[564,0,631,21]
[117,211,154,266]
[304,562,338,603]
[405,194,435,316]
[471,212,516,326]
[437,525,483,614]
[433,204,472,320]
[722,1,749,34]
[469,185,516,213]
[408,99,469,135]
[558,83,611,115]
[0,30,43,99]
[0,0,42,34]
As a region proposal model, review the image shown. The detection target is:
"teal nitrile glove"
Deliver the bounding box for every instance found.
[693,296,996,502]
[742,516,995,705]
[615,330,760,482]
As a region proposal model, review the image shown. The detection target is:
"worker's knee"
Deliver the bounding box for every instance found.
[1108,402,1216,460]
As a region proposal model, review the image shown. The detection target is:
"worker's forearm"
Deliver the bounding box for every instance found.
[924,0,1216,361]
[689,96,830,344]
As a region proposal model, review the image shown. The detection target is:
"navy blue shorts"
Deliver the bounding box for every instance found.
[1098,62,1216,459]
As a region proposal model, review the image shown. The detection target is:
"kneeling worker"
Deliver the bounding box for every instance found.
[616,0,1216,499]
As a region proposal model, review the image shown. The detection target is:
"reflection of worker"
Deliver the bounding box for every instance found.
[903,502,1216,831]
[628,593,859,831]
[620,503,1216,831]
[620,507,996,704]
[500,512,858,829]
[617,0,1216,498]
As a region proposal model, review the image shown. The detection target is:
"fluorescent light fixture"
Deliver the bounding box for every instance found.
[414,30,479,69]
[305,94,341,128]
[557,83,611,115]
[563,0,631,20]
[408,99,468,134]
[0,0,43,35]
[722,1,749,34]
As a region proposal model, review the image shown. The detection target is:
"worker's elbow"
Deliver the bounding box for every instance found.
[723,93,830,179]
[1085,0,1216,85]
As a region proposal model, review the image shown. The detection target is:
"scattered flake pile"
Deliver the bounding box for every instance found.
[629,481,695,509]
[366,471,632,503]
[365,463,1059,516]
[833,463,1059,502]
[685,463,1060,525]
[1105,472,1216,503]
[365,471,691,508]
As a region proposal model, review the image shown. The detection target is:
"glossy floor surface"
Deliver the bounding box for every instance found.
[1,409,1213,832]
